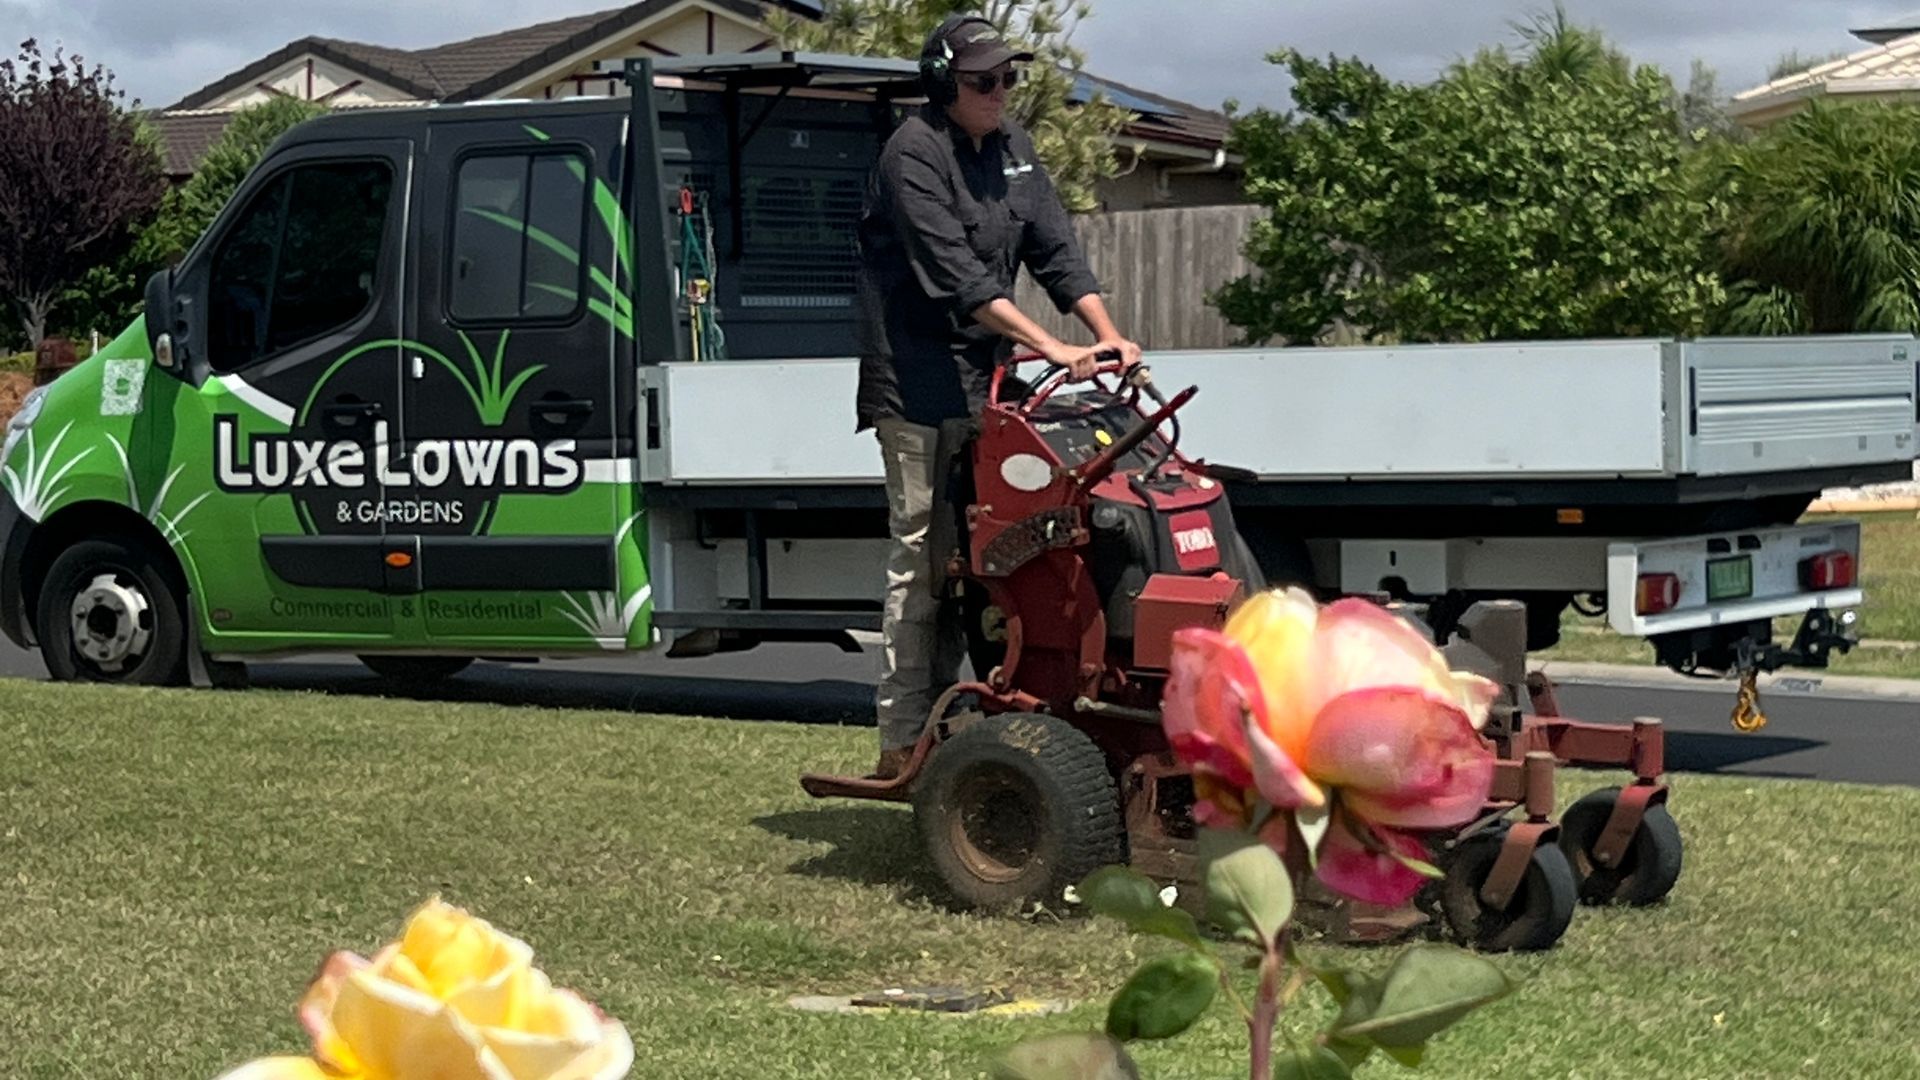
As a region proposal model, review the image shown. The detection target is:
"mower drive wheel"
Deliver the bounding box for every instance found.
[1439,829,1577,952]
[1558,788,1683,906]
[912,712,1124,912]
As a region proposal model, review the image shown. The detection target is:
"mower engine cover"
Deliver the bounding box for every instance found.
[1019,391,1262,643]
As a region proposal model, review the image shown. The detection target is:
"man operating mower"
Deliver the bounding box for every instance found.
[853,14,1142,780]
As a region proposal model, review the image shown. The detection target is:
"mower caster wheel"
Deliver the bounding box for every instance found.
[1558,788,1683,906]
[1438,829,1577,952]
[912,712,1124,912]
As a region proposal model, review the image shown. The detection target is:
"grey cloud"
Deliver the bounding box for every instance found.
[1076,0,1882,112]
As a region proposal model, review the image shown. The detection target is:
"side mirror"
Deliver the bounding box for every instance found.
[143,269,175,368]
[143,269,196,372]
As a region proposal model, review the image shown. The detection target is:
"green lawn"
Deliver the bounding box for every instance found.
[3,681,1919,1078]
[1541,510,1920,679]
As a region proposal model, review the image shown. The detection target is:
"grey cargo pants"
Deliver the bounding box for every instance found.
[874,417,967,751]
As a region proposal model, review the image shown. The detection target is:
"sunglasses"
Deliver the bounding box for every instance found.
[960,68,1020,94]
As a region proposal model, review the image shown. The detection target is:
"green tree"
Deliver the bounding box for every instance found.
[1676,60,1744,149]
[58,95,327,338]
[764,0,1130,210]
[157,95,329,261]
[1710,102,1920,334]
[1213,10,1724,345]
[0,39,165,347]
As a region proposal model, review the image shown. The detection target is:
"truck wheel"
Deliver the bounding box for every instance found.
[913,712,1124,911]
[358,655,474,683]
[1437,828,1577,952]
[1558,788,1683,906]
[37,537,189,686]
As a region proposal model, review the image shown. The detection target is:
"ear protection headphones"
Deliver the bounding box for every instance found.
[919,14,997,107]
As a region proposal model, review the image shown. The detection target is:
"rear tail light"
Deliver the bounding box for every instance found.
[1801,551,1856,590]
[1636,572,1681,615]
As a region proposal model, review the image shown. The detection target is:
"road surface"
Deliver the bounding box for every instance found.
[0,639,1913,786]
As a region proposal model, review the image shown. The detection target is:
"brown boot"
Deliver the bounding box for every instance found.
[870,746,914,780]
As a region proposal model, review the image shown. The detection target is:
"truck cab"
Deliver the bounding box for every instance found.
[0,58,802,681]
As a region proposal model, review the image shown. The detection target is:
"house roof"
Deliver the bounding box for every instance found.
[1852,10,1920,44]
[426,1,694,102]
[167,0,822,109]
[151,110,239,177]
[155,0,1231,170]
[167,36,443,111]
[1076,72,1230,151]
[1730,30,1920,121]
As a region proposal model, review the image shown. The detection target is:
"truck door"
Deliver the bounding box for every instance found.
[403,112,628,645]
[168,140,411,638]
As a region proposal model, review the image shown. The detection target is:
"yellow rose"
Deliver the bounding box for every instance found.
[218,899,631,1080]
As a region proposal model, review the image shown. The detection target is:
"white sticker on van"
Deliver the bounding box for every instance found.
[100,359,146,416]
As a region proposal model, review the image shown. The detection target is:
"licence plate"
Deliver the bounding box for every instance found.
[1706,555,1753,601]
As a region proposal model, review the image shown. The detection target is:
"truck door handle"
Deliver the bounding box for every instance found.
[322,401,382,431]
[534,398,594,425]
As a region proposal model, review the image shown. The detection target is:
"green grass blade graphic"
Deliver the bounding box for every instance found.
[594,180,633,282]
[298,339,425,425]
[494,364,548,424]
[491,330,512,401]
[587,298,633,339]
[464,208,582,266]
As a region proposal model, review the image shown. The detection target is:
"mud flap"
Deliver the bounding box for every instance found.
[185,593,250,689]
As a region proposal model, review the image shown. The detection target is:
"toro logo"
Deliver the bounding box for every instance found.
[1168,510,1220,572]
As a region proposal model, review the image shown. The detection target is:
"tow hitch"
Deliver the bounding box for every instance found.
[1661,609,1860,732]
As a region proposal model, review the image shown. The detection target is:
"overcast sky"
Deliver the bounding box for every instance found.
[1,0,1896,113]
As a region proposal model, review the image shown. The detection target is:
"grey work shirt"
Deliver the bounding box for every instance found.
[854,106,1101,431]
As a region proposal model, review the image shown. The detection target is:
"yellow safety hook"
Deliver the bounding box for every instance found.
[1730,666,1767,733]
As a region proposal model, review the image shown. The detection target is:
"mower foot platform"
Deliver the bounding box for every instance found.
[798,771,915,802]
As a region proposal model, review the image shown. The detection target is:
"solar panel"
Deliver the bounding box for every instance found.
[1069,74,1174,117]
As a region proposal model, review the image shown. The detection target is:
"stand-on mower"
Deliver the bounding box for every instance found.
[801,357,1681,951]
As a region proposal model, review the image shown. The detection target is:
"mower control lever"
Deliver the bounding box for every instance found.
[1127,364,1168,408]
[1072,384,1197,491]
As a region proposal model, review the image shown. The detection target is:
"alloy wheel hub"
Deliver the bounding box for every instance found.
[70,573,152,671]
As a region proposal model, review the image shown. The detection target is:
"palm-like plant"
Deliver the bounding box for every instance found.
[1712,102,1920,334]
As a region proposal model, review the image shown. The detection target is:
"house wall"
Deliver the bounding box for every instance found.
[206,56,421,109]
[514,3,775,101]
[1094,164,1245,212]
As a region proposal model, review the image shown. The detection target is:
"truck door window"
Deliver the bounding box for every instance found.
[207,161,394,373]
[448,151,589,323]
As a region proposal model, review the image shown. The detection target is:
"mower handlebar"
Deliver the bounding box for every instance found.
[999,349,1132,413]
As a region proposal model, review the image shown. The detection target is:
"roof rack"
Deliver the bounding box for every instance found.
[648,50,924,98]
[631,53,920,261]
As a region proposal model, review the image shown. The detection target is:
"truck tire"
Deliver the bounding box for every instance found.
[37,536,189,686]
[358,655,474,683]
[913,712,1124,911]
